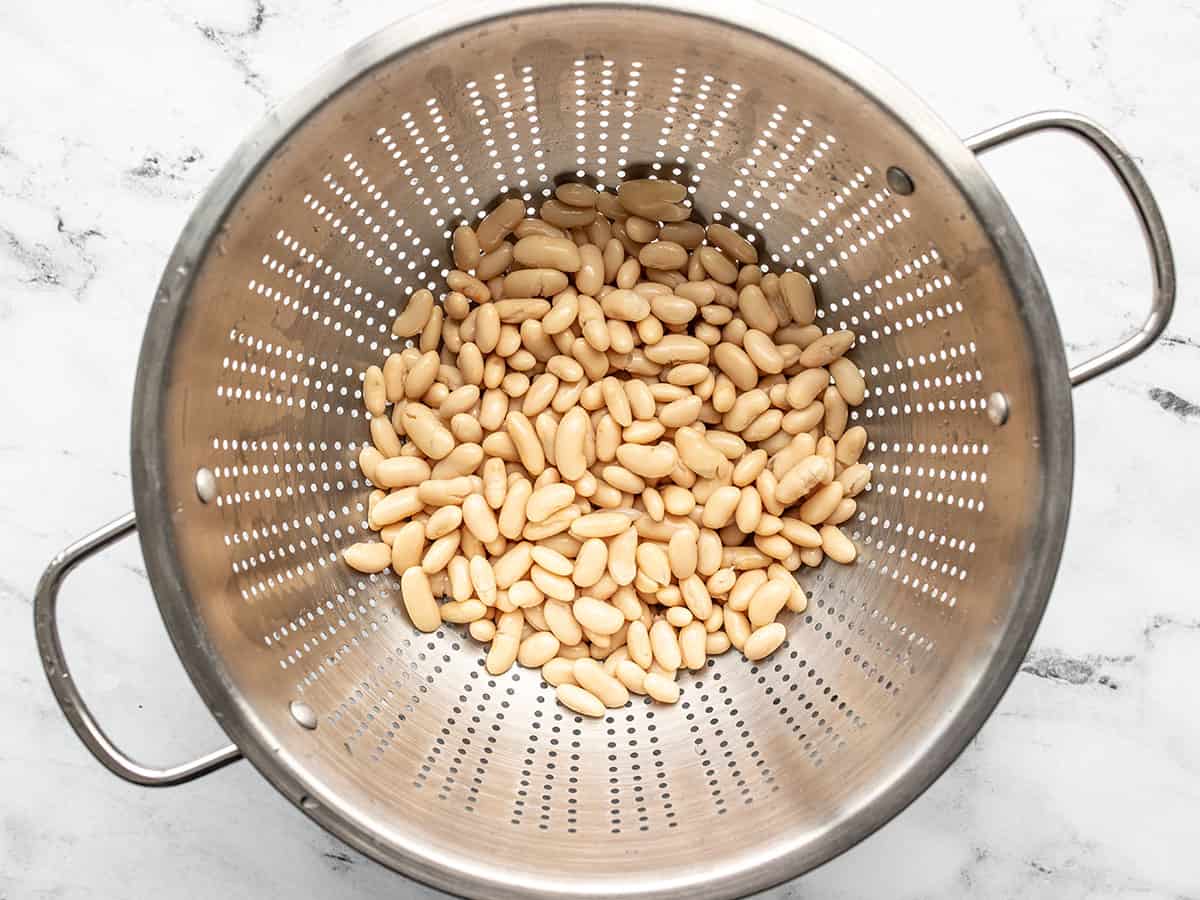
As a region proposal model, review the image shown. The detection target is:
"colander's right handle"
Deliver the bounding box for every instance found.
[967,110,1176,387]
[35,512,243,786]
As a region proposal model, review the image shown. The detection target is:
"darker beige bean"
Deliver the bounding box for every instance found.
[513,235,582,272]
[706,223,758,264]
[639,240,688,271]
[478,200,526,253]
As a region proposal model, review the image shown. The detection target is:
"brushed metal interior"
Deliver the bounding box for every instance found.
[128,3,1075,897]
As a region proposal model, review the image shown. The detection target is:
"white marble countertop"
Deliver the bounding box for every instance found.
[2,1,1197,897]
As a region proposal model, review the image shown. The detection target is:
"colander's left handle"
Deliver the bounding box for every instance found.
[35,512,243,786]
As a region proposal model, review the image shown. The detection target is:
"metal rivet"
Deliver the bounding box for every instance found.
[290,700,318,730]
[194,467,217,503]
[299,795,319,811]
[986,392,1010,426]
[886,166,914,195]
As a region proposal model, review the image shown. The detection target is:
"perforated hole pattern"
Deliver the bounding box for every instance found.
[151,7,1052,895]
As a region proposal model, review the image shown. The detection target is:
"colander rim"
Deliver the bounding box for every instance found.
[131,2,1073,898]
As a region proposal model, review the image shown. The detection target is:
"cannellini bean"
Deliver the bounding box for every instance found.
[607,525,638,586]
[800,481,845,525]
[400,566,441,632]
[776,456,832,505]
[787,368,830,409]
[820,524,857,564]
[724,608,751,651]
[469,619,496,643]
[556,182,597,208]
[704,223,755,264]
[780,517,823,548]
[452,225,480,270]
[422,531,460,573]
[697,246,738,283]
[525,483,576,523]
[541,198,595,229]
[359,445,385,485]
[744,408,782,444]
[370,416,403,458]
[390,521,426,572]
[743,330,784,374]
[570,537,607,588]
[531,565,577,603]
[529,544,572,577]
[615,442,676,479]
[827,498,857,526]
[441,599,487,624]
[495,298,552,324]
[649,619,682,670]
[744,622,787,661]
[779,272,816,325]
[642,334,710,365]
[518,632,561,668]
[642,671,680,704]
[476,198,524,251]
[392,289,436,338]
[373,456,430,489]
[799,330,856,367]
[556,683,606,717]
[570,511,633,539]
[635,541,671,585]
[574,658,629,708]
[601,289,650,322]
[573,596,625,635]
[705,631,732,655]
[615,659,648,695]
[748,578,791,628]
[838,463,872,497]
[738,285,778,334]
[363,365,387,416]
[368,488,421,529]
[342,541,392,573]
[726,570,765,613]
[543,598,583,646]
[666,606,694,628]
[836,426,867,466]
[448,556,473,602]
[830,357,866,407]
[713,342,758,391]
[494,542,537,592]
[542,656,578,686]
[425,505,463,540]
[513,235,582,272]
[673,426,725,478]
[679,621,707,669]
[558,642,592,660]
[626,620,653,669]
[823,385,849,440]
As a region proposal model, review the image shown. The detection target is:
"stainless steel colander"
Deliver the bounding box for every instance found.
[35,2,1175,897]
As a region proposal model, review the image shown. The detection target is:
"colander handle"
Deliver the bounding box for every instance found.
[34,512,243,786]
[967,110,1176,387]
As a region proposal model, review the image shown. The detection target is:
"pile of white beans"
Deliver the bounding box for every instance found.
[343,178,870,717]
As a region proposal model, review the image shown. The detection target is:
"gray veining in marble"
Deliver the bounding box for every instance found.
[2,1,1197,898]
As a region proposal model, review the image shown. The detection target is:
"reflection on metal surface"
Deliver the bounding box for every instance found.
[886,166,914,196]
[290,700,318,730]
[195,467,218,503]
[986,392,1011,426]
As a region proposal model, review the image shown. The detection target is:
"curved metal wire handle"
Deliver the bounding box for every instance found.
[967,110,1176,387]
[34,512,242,786]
